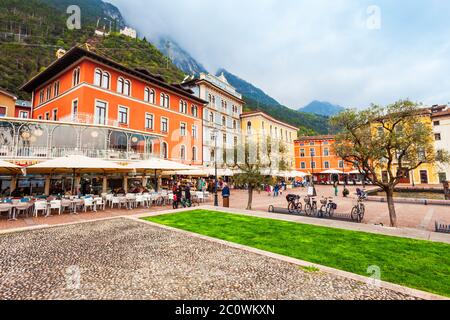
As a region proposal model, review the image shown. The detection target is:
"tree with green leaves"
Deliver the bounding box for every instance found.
[331,100,449,227]
[232,135,289,210]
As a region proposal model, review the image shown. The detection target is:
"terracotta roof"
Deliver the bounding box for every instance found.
[240,111,298,131]
[0,88,17,100]
[432,109,450,118]
[21,46,208,105]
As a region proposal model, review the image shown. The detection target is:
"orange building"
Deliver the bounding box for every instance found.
[295,135,353,183]
[21,46,207,165]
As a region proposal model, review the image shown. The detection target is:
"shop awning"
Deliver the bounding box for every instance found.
[0,160,22,175]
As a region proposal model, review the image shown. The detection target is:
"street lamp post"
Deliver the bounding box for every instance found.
[212,130,219,207]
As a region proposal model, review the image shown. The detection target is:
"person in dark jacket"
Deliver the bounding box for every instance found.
[222,183,230,198]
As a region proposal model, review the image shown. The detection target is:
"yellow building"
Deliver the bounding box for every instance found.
[240,111,297,170]
[373,109,440,185]
[0,88,17,118]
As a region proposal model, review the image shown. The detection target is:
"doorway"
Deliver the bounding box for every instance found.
[420,170,428,184]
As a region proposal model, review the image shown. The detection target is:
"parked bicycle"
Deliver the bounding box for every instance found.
[351,194,367,223]
[318,197,337,218]
[304,196,317,216]
[286,194,302,214]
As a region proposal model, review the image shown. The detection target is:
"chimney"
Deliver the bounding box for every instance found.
[56,48,67,59]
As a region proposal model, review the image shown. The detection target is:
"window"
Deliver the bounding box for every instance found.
[209,112,214,123]
[117,77,124,94]
[324,161,330,169]
[435,133,442,141]
[247,121,252,134]
[338,160,344,168]
[179,100,187,114]
[38,115,43,120]
[94,69,102,86]
[52,109,58,121]
[102,72,110,89]
[377,127,384,136]
[222,116,226,127]
[310,148,316,157]
[309,141,315,146]
[45,112,50,120]
[324,148,329,156]
[191,105,198,117]
[311,161,316,169]
[19,111,29,119]
[433,121,440,126]
[212,96,216,106]
[145,113,154,130]
[53,81,60,96]
[161,117,168,133]
[160,93,170,108]
[94,101,107,125]
[223,133,227,145]
[72,68,80,86]
[39,90,44,104]
[180,122,187,136]
[46,86,52,100]
[300,149,305,157]
[123,80,130,96]
[144,87,155,103]
[233,120,237,130]
[161,142,168,159]
[222,100,227,110]
[192,146,197,161]
[118,106,128,124]
[180,145,186,160]
[72,100,78,120]
[192,125,198,139]
[0,107,6,117]
[301,162,306,169]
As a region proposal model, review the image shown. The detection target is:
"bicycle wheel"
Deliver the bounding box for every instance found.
[359,204,365,222]
[288,202,295,214]
[351,207,359,222]
[295,203,303,214]
[305,204,312,216]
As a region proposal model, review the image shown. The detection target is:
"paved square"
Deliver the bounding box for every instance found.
[0,218,417,300]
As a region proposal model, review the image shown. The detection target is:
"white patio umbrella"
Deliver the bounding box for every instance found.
[161,168,208,177]
[348,169,363,174]
[282,170,309,178]
[0,160,22,175]
[320,169,344,175]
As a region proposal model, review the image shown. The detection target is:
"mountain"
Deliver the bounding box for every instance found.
[0,0,184,98]
[217,68,281,107]
[154,37,208,75]
[298,101,345,117]
[216,69,330,135]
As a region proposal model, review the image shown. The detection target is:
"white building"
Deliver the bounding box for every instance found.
[183,73,244,168]
[432,105,450,182]
[120,27,137,39]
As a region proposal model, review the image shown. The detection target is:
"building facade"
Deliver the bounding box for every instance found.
[432,105,450,183]
[240,111,297,170]
[183,73,244,168]
[0,89,17,118]
[14,100,32,119]
[21,46,207,166]
[295,135,353,183]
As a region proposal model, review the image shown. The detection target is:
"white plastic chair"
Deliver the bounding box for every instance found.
[135,195,146,208]
[84,198,96,212]
[94,197,106,211]
[49,200,62,215]
[34,201,48,217]
[105,194,114,207]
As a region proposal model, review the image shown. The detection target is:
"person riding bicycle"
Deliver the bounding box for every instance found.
[356,188,367,198]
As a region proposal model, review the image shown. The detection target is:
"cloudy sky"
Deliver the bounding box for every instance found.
[109,0,450,109]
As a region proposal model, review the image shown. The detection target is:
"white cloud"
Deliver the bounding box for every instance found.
[110,0,450,108]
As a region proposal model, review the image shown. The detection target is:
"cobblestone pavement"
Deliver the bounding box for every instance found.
[0,218,417,300]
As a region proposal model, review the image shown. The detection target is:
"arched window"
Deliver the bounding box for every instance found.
[192,146,197,161]
[117,77,124,94]
[94,69,102,86]
[101,72,110,89]
[161,142,168,159]
[160,93,165,107]
[72,68,80,86]
[179,100,185,113]
[124,80,131,96]
[144,87,155,103]
[165,94,170,108]
[247,121,252,133]
[180,145,186,160]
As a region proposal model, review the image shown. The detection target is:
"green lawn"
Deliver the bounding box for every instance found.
[144,210,450,297]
